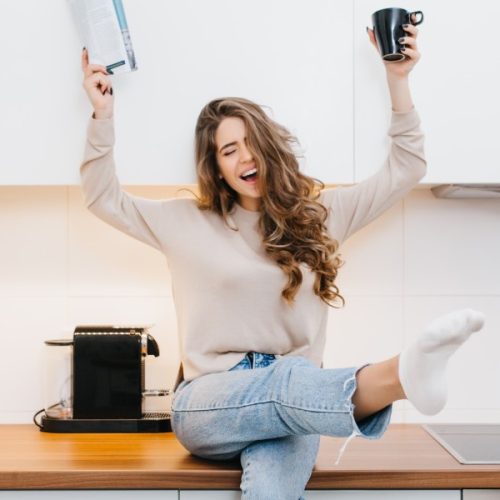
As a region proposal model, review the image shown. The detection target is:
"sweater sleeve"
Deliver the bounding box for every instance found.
[319,108,427,245]
[80,117,178,253]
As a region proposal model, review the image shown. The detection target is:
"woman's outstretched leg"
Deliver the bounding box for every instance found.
[171,358,390,461]
[352,308,485,420]
[352,355,403,421]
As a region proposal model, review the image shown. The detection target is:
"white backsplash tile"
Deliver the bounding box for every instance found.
[325,296,404,368]
[403,408,500,424]
[404,189,500,295]
[0,187,67,297]
[336,201,403,296]
[0,411,37,424]
[0,297,67,416]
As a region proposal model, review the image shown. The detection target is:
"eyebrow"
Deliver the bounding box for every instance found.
[219,141,237,153]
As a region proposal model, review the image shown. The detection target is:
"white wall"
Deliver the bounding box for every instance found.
[1,185,499,424]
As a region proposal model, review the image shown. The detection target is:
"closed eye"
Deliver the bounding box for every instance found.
[224,150,236,156]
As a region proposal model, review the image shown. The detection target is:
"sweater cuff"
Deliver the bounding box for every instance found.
[388,107,421,136]
[87,116,115,148]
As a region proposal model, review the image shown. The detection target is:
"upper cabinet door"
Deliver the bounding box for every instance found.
[354,0,500,184]
[1,0,353,185]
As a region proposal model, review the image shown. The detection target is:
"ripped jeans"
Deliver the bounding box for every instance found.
[171,354,392,500]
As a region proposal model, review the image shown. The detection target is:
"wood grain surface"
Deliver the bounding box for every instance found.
[1,424,499,490]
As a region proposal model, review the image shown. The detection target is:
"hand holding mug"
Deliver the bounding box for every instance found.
[367,9,423,78]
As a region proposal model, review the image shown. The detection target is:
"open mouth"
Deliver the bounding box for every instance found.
[240,167,258,183]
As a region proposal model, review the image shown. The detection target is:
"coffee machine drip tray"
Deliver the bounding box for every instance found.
[423,423,500,464]
[40,412,171,433]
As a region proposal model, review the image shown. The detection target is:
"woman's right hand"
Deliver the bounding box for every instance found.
[81,48,114,119]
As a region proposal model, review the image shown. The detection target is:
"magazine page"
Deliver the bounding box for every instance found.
[68,0,137,74]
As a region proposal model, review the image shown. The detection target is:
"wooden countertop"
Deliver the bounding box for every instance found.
[1,424,500,490]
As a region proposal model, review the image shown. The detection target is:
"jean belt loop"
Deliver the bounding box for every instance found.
[246,351,254,369]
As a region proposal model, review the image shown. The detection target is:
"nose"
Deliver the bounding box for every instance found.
[239,144,253,163]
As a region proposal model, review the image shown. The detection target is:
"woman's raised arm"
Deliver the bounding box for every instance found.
[320,19,425,244]
[79,49,179,254]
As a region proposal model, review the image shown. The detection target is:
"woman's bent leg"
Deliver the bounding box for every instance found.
[240,434,320,500]
[171,356,391,460]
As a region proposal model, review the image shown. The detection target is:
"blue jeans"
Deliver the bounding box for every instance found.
[171,353,392,500]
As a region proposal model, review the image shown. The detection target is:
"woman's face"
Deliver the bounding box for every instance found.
[215,117,261,212]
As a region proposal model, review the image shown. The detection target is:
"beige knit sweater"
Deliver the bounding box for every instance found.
[80,109,426,382]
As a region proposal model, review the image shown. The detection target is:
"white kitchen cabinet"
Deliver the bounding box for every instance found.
[179,493,240,500]
[1,0,353,185]
[354,0,500,184]
[3,0,498,186]
[306,491,460,499]
[179,490,460,499]
[463,491,500,500]
[0,492,178,499]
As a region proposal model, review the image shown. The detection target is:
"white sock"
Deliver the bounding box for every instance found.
[398,308,485,415]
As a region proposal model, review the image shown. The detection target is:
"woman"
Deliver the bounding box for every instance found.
[80,23,484,500]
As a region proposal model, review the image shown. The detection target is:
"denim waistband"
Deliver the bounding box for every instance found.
[229,352,277,371]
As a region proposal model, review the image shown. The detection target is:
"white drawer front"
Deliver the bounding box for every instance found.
[0,492,178,499]
[463,491,500,500]
[306,491,460,499]
[180,490,461,499]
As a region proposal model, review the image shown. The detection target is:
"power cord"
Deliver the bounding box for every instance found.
[33,409,45,430]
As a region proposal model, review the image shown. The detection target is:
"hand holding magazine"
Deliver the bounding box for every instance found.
[68,0,137,74]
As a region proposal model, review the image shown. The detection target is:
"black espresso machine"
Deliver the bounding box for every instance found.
[35,325,171,432]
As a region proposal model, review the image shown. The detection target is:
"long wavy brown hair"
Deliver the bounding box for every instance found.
[193,97,344,307]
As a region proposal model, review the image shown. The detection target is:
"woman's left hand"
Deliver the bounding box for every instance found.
[367,19,421,79]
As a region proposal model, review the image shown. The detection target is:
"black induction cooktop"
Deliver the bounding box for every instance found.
[423,423,500,464]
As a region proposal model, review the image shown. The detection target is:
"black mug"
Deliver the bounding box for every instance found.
[371,8,424,61]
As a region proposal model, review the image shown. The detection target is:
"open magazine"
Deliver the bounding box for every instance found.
[68,0,137,74]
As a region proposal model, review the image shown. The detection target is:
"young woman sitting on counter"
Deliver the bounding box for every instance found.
[79,22,484,500]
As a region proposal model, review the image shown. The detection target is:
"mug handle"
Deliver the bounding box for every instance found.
[409,10,424,25]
